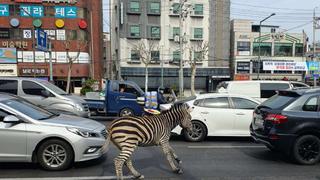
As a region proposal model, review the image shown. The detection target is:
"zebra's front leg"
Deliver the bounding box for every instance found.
[168,144,182,164]
[160,142,183,174]
[126,159,144,179]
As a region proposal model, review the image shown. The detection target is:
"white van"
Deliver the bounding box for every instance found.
[217,80,310,102]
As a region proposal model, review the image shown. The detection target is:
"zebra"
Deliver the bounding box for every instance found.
[104,102,193,180]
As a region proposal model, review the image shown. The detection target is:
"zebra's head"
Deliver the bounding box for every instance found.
[178,103,193,133]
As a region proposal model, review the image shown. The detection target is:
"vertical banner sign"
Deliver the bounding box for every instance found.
[0,4,9,17]
[36,29,48,52]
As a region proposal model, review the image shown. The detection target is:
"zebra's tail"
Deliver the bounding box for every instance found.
[103,130,112,153]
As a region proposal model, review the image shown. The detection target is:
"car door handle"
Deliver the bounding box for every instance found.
[201,112,209,114]
[236,113,245,115]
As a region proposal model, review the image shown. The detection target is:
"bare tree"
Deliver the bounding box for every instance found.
[64,40,88,94]
[134,39,159,93]
[187,41,209,96]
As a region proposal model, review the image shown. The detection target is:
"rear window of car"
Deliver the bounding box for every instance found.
[260,94,297,109]
[0,80,18,95]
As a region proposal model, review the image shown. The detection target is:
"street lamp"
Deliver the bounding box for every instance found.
[257,13,276,80]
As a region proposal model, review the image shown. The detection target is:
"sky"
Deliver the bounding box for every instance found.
[102,0,320,42]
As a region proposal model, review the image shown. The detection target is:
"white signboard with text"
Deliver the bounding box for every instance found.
[263,61,307,71]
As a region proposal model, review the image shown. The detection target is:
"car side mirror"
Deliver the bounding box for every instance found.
[137,97,145,105]
[3,115,20,124]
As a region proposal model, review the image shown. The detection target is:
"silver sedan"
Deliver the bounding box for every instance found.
[0,94,107,170]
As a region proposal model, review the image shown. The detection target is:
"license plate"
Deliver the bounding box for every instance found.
[254,116,264,127]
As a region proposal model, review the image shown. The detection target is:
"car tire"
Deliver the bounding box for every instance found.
[183,121,207,142]
[37,139,74,171]
[292,135,320,165]
[119,108,134,117]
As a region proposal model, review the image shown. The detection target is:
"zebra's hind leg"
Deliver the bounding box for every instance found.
[114,148,134,180]
[168,144,182,164]
[126,159,144,179]
[160,142,183,174]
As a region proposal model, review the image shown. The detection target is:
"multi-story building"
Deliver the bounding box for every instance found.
[0,0,103,92]
[231,19,307,81]
[110,0,230,93]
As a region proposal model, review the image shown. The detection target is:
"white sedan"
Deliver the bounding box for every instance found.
[172,93,261,142]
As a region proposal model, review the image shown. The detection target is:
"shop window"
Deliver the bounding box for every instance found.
[67,30,77,40]
[274,43,293,57]
[253,42,272,56]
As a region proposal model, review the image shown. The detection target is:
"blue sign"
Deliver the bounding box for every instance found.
[307,61,320,71]
[0,4,9,17]
[37,29,47,52]
[55,6,77,18]
[20,5,44,17]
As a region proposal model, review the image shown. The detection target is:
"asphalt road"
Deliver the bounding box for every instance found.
[1,136,320,180]
[1,119,320,180]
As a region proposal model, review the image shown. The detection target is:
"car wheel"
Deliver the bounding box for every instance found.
[119,108,134,117]
[183,121,207,142]
[37,139,74,171]
[292,135,320,165]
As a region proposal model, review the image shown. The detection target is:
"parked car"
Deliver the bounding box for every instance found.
[217,80,309,102]
[0,93,107,170]
[172,93,261,142]
[0,77,90,117]
[251,88,320,165]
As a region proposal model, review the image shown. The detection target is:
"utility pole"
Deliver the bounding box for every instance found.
[177,0,192,97]
[313,7,318,87]
[178,0,184,97]
[257,13,275,80]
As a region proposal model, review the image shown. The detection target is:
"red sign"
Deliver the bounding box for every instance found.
[15,0,42,3]
[234,74,250,81]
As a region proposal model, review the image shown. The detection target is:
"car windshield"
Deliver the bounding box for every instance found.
[2,98,55,120]
[40,81,68,95]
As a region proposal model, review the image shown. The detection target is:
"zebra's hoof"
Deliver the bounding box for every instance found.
[134,175,144,179]
[174,168,183,174]
[176,159,182,164]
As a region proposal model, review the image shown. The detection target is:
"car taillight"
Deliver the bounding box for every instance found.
[265,114,288,125]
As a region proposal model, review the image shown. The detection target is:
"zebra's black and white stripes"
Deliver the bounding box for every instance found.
[105,103,193,180]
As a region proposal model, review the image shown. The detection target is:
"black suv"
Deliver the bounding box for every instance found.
[250,88,320,165]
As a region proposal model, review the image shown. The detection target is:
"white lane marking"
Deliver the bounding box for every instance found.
[187,145,265,149]
[1,176,134,180]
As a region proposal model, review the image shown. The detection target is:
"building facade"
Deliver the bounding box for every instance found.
[110,0,230,93]
[0,0,103,92]
[231,19,307,81]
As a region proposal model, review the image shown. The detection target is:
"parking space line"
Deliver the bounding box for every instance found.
[1,176,134,180]
[187,145,265,149]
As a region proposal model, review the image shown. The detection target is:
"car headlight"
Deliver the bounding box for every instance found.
[67,127,98,138]
[74,104,83,111]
